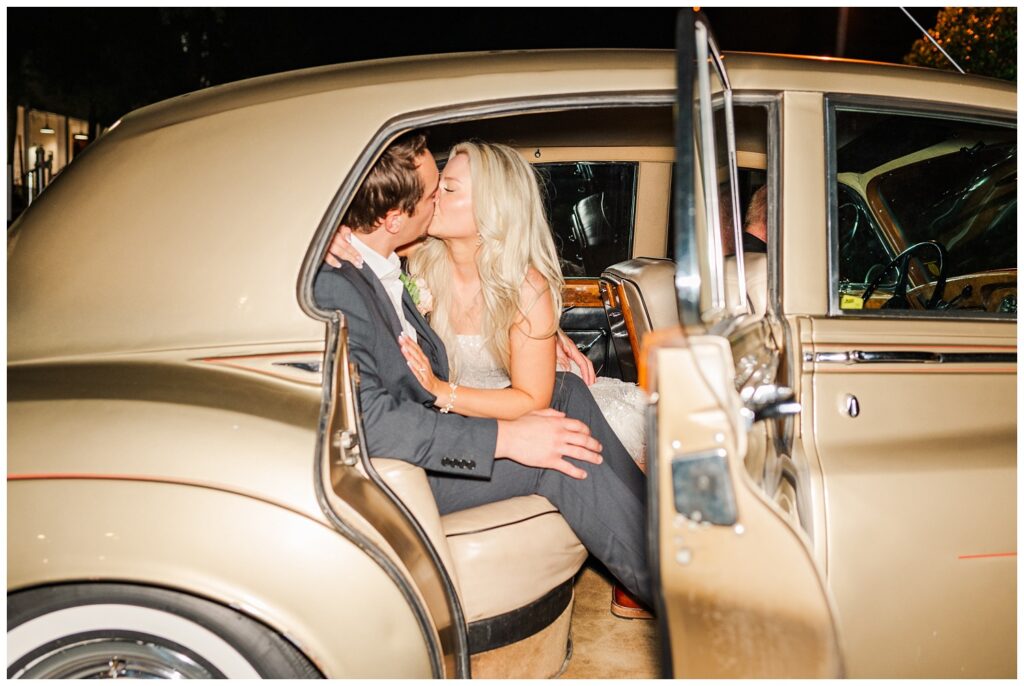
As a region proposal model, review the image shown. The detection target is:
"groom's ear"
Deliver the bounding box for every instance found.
[382,209,405,235]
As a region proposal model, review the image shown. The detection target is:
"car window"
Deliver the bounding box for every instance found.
[535,162,638,277]
[833,108,1016,317]
[836,182,891,284]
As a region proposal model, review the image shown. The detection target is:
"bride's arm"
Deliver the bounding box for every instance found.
[401,270,557,420]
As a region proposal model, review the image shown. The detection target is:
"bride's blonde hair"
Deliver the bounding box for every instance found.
[410,141,564,379]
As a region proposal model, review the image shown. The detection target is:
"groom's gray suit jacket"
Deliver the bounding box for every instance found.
[314,262,498,478]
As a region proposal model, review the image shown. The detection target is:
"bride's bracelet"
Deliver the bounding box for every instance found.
[439,381,458,414]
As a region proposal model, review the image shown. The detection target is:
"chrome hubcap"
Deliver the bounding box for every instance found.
[12,637,217,679]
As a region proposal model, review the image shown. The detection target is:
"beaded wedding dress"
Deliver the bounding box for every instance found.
[454,334,648,470]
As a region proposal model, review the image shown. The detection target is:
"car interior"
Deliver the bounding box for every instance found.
[834,109,1016,314]
[314,101,775,678]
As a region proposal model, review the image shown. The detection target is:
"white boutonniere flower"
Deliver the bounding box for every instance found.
[400,273,434,316]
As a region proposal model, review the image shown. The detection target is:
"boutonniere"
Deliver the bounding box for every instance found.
[400,273,434,316]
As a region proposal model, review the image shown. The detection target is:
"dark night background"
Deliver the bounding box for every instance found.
[9,6,944,129]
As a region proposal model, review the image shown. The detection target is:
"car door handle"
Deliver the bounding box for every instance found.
[740,384,801,428]
[572,332,604,353]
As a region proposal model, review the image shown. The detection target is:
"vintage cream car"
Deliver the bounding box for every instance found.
[7,14,1016,679]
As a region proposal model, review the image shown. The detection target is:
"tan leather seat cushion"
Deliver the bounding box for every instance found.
[725,252,768,318]
[602,258,678,337]
[443,495,586,623]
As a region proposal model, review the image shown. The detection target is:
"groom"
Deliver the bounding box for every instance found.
[313,132,651,606]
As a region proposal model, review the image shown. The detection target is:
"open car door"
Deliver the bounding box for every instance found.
[645,11,843,677]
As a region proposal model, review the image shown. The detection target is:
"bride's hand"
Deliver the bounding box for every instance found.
[324,224,363,269]
[555,330,596,386]
[399,334,444,397]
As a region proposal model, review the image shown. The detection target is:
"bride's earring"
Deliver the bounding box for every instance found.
[475,231,483,246]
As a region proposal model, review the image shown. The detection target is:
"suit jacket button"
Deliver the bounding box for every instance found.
[442,457,451,466]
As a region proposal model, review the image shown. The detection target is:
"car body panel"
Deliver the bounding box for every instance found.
[7,478,433,678]
[8,357,324,515]
[804,316,1016,677]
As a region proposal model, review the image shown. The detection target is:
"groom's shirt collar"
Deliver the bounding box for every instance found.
[350,234,401,280]
[350,234,417,341]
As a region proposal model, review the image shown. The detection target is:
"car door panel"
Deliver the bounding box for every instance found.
[806,316,1016,677]
[650,334,843,677]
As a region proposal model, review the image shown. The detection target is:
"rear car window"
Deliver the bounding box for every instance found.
[535,162,638,277]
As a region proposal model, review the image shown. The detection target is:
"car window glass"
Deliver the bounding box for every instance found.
[535,162,638,277]
[836,182,891,284]
[833,108,1016,317]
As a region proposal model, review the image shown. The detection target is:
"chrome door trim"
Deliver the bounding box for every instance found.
[694,20,726,320]
[806,350,1017,364]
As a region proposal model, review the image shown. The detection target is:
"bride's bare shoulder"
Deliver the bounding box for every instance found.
[515,268,556,324]
[521,267,548,293]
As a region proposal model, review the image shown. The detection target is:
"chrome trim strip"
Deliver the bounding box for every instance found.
[695,22,726,319]
[824,94,1016,320]
[811,350,1016,364]
[674,20,703,333]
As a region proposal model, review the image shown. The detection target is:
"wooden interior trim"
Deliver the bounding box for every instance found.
[616,282,642,367]
[562,279,603,309]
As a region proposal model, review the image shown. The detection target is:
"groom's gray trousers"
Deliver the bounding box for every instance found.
[314,262,651,605]
[428,372,652,606]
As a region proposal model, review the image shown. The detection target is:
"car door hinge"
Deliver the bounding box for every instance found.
[332,429,360,466]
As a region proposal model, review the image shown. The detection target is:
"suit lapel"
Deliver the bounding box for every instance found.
[352,267,404,339]
[403,289,449,379]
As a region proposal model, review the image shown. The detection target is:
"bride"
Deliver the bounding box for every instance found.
[332,141,647,470]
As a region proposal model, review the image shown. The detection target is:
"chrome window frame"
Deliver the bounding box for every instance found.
[729,92,782,316]
[825,94,1017,321]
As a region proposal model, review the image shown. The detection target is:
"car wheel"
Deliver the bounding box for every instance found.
[7,583,321,679]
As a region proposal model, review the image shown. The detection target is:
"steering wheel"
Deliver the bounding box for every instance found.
[860,240,949,310]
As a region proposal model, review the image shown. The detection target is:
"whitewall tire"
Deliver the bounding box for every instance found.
[7,584,320,679]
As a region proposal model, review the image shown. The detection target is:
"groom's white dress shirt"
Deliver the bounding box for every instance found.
[350,235,417,342]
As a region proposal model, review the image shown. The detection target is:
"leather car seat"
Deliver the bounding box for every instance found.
[570,193,616,276]
[601,257,679,349]
[371,458,585,678]
[601,254,769,367]
[725,252,768,319]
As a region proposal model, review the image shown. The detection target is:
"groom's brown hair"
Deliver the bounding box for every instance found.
[342,131,429,233]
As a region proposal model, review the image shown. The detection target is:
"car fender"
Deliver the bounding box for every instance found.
[8,477,434,678]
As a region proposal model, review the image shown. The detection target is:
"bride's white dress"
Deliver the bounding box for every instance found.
[454,334,648,470]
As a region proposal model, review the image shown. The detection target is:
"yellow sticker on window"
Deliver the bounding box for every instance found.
[841,294,865,310]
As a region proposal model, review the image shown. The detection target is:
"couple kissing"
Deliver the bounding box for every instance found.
[314,131,652,609]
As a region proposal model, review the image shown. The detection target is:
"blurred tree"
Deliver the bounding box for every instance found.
[904,7,1016,80]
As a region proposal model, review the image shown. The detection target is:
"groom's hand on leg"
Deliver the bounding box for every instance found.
[495,409,603,480]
